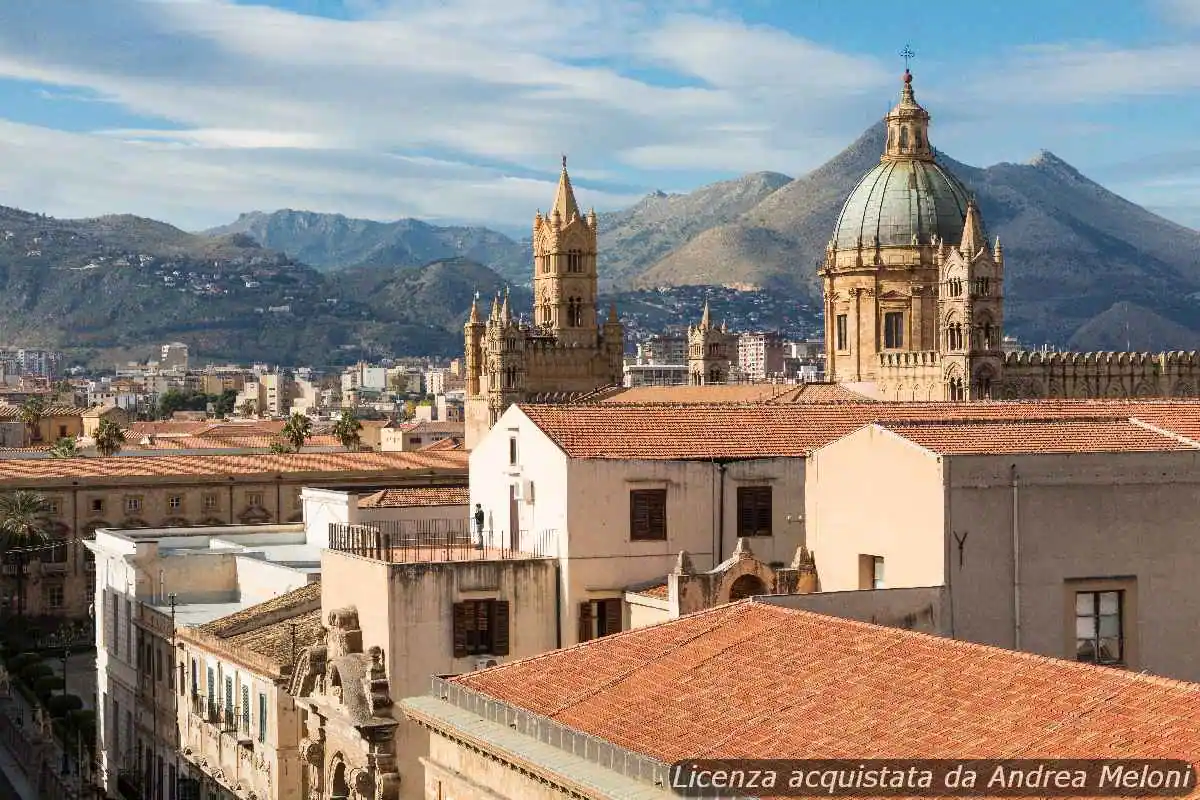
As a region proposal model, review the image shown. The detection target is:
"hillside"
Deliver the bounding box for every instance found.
[205,210,529,283]
[637,123,1200,346]
[595,171,792,289]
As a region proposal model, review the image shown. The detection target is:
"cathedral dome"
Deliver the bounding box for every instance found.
[832,157,970,250]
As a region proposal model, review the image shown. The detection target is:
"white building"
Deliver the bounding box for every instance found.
[159,343,189,372]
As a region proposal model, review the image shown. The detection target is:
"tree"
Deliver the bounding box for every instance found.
[213,389,238,418]
[94,418,126,457]
[47,438,78,459]
[0,491,49,617]
[268,440,293,454]
[238,399,257,418]
[281,412,312,452]
[331,410,363,450]
[18,397,46,443]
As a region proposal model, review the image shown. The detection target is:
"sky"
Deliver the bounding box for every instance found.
[0,0,1198,235]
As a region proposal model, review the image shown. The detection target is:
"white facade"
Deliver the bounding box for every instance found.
[468,405,807,647]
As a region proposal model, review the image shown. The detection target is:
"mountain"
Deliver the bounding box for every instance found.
[634,123,1200,347]
[595,171,792,289]
[205,210,529,284]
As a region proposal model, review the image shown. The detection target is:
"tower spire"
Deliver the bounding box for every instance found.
[551,155,581,222]
[960,197,986,256]
[700,299,711,329]
[469,292,480,323]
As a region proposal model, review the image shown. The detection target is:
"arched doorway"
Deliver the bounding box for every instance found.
[330,760,350,800]
[728,574,768,602]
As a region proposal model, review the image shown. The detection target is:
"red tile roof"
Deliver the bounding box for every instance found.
[358,486,469,508]
[597,383,876,405]
[0,449,467,484]
[517,399,1200,460]
[0,404,82,420]
[419,437,464,452]
[453,602,1200,770]
[879,418,1196,455]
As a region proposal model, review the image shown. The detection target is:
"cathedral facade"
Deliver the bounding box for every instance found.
[822,69,1200,401]
[464,159,624,448]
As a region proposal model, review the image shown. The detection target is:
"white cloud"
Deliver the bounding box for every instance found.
[1156,0,1200,26]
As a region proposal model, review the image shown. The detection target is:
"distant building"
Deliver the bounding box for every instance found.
[159,342,189,372]
[687,302,734,385]
[15,348,62,378]
[636,333,687,366]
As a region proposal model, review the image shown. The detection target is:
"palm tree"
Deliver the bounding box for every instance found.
[47,437,78,458]
[0,491,49,617]
[18,397,46,444]
[331,410,362,450]
[281,412,312,452]
[94,418,126,457]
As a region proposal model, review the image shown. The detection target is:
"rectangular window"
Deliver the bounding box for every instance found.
[125,496,142,513]
[43,583,64,608]
[203,494,218,512]
[191,659,199,696]
[45,498,61,515]
[858,554,885,590]
[91,498,105,514]
[578,599,623,643]
[206,666,215,704]
[835,314,848,351]
[629,489,667,541]
[736,486,772,537]
[1076,590,1123,665]
[883,311,904,349]
[508,436,518,466]
[168,495,182,511]
[258,693,267,743]
[451,599,510,658]
[224,675,233,716]
[247,492,263,507]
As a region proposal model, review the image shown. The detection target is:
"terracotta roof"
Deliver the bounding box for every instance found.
[631,581,668,600]
[596,383,875,405]
[81,406,125,418]
[407,420,465,435]
[516,399,1200,460]
[358,486,469,508]
[0,404,82,420]
[419,436,464,452]
[452,602,1200,771]
[125,433,343,450]
[197,583,325,666]
[879,418,1197,455]
[0,449,468,483]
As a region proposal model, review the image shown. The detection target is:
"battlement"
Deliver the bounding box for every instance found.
[878,351,942,368]
[1003,350,1200,368]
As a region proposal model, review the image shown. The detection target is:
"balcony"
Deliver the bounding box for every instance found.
[329,520,555,564]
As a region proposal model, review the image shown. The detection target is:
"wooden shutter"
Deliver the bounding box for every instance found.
[755,487,772,536]
[491,601,510,656]
[630,489,667,541]
[452,602,469,658]
[603,599,622,636]
[737,487,772,537]
[578,601,594,643]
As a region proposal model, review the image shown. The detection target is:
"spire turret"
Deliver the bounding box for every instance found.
[468,294,480,324]
[489,293,500,321]
[960,198,986,256]
[551,155,580,223]
[700,299,711,330]
[501,286,511,322]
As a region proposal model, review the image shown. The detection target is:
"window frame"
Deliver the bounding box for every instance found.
[736,485,773,537]
[835,314,848,351]
[1075,589,1124,666]
[883,311,904,349]
[452,599,511,658]
[629,488,667,541]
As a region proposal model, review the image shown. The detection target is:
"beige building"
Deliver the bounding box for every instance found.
[0,402,83,446]
[1,450,467,620]
[402,600,1200,800]
[737,331,786,382]
[470,398,1200,681]
[379,420,464,452]
[81,406,129,438]
[463,158,624,449]
[822,68,1200,401]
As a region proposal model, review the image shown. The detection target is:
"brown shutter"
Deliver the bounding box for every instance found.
[603,599,622,636]
[756,487,772,536]
[648,490,666,539]
[629,491,648,540]
[577,601,594,643]
[452,602,469,658]
[492,601,510,656]
[737,487,753,537]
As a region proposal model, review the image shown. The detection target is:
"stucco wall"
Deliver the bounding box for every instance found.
[762,587,948,635]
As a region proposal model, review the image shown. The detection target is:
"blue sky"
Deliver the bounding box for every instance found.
[0,0,1197,234]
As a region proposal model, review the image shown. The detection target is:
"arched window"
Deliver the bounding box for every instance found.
[709,367,722,383]
[947,323,963,351]
[708,343,720,356]
[567,297,583,327]
[948,278,963,297]
[948,377,965,401]
[899,126,909,148]
[566,250,583,273]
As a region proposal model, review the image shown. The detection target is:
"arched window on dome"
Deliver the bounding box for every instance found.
[913,128,923,149]
[899,126,909,148]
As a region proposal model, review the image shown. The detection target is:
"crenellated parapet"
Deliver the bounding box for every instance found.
[1003,350,1200,369]
[878,351,941,368]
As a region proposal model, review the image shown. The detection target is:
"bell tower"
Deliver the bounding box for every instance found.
[532,157,600,348]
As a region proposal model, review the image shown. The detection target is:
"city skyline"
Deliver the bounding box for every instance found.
[0,0,1196,233]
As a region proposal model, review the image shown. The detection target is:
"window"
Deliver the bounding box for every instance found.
[565,250,583,273]
[451,599,510,658]
[508,437,518,466]
[247,492,263,507]
[578,599,622,643]
[177,663,184,696]
[225,675,234,720]
[203,494,218,512]
[45,498,61,515]
[168,495,182,511]
[258,693,267,744]
[883,312,904,349]
[207,666,216,704]
[43,583,64,608]
[124,496,142,513]
[111,600,119,656]
[835,314,848,351]
[859,554,885,590]
[58,425,67,438]
[241,684,250,733]
[736,486,773,537]
[629,489,667,541]
[947,323,964,350]
[90,498,105,514]
[1076,590,1123,665]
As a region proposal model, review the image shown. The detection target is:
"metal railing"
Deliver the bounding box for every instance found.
[329,521,556,563]
[430,677,670,789]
